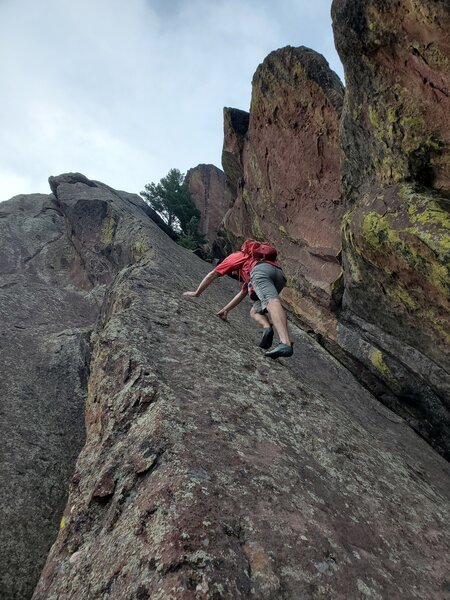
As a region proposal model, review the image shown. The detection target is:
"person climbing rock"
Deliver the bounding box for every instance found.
[183,240,293,359]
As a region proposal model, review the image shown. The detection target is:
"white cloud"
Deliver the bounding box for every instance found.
[0,0,343,201]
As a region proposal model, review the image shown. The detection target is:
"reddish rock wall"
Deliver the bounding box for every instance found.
[333,0,450,200]
[185,164,232,257]
[222,46,344,338]
[222,108,249,199]
[332,0,450,456]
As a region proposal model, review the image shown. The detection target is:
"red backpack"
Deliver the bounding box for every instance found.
[241,239,278,262]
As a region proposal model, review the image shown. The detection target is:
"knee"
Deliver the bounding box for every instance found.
[266,298,281,308]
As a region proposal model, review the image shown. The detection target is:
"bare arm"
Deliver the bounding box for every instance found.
[183,270,220,297]
[216,288,247,321]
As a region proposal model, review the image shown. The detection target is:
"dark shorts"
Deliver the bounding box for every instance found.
[250,263,287,314]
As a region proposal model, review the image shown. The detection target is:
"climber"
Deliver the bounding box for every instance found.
[183,240,293,358]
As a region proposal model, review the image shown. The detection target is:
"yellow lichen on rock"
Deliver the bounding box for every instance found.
[133,239,150,263]
[370,349,392,379]
[386,286,417,311]
[100,208,117,246]
[402,186,450,261]
[361,209,449,293]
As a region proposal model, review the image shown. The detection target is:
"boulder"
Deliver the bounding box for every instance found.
[332,0,450,457]
[221,46,345,338]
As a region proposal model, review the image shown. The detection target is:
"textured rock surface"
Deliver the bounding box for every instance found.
[222,108,250,200]
[0,174,180,600]
[221,46,345,339]
[332,0,450,457]
[0,189,92,600]
[332,0,450,199]
[19,176,449,600]
[185,164,233,257]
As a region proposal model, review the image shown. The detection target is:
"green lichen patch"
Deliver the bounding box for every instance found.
[368,105,385,142]
[364,81,445,186]
[417,308,450,344]
[251,210,264,240]
[370,349,392,379]
[376,156,405,184]
[341,184,450,343]
[132,239,150,263]
[409,0,443,29]
[401,185,450,262]
[386,286,417,311]
[409,40,450,70]
[398,115,428,154]
[100,208,118,246]
[341,210,363,283]
[362,210,449,293]
[285,274,298,289]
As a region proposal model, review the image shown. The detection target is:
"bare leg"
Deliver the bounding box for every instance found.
[250,306,271,328]
[265,299,291,345]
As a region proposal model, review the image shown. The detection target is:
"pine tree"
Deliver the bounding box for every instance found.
[141,168,199,234]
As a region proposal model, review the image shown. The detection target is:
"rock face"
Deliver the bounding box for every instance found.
[221,46,345,338]
[0,174,442,600]
[0,188,90,600]
[332,0,450,457]
[0,173,180,600]
[185,164,233,257]
[332,0,450,198]
[222,108,250,199]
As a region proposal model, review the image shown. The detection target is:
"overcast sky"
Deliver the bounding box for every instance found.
[1,0,343,201]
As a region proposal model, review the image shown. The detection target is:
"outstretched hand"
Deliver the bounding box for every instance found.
[216,309,229,321]
[183,291,198,297]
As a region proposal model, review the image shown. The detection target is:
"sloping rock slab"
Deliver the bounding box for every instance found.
[31,186,450,598]
[0,174,178,600]
[0,189,95,600]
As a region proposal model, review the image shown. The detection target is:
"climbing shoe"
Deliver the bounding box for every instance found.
[259,327,274,349]
[265,343,293,359]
